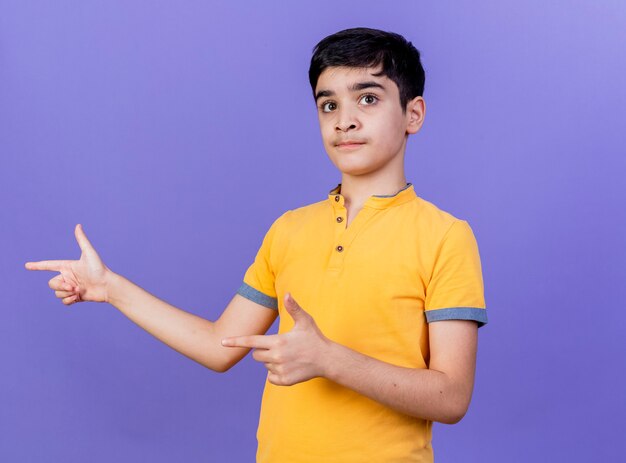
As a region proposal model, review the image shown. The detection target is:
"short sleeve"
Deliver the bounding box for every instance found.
[235,214,284,310]
[424,220,488,328]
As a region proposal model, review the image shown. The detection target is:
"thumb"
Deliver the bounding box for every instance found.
[75,224,96,253]
[284,292,308,323]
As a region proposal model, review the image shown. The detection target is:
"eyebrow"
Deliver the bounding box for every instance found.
[315,81,386,102]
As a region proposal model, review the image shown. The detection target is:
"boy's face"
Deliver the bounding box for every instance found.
[314,65,424,178]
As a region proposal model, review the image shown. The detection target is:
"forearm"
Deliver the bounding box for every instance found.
[105,271,226,372]
[323,341,468,424]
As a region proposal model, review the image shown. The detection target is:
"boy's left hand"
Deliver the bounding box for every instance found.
[221,292,332,386]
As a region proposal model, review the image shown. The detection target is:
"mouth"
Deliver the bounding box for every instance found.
[336,141,366,150]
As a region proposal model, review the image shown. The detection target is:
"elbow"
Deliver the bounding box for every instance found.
[205,365,230,373]
[218,362,234,373]
[441,407,467,425]
[436,387,472,425]
[210,358,233,373]
[204,338,241,373]
[202,352,234,374]
[435,404,467,425]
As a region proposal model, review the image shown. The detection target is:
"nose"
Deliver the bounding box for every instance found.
[335,107,360,132]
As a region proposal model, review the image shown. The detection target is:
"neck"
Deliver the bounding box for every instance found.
[339,172,407,209]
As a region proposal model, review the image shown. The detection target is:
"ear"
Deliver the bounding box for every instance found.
[405,96,426,135]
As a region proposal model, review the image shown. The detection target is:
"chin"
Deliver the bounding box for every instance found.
[334,161,377,176]
[326,148,382,175]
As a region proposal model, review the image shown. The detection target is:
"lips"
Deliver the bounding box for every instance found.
[336,140,366,147]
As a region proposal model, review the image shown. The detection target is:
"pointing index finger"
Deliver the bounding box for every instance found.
[24,260,71,272]
[221,335,273,349]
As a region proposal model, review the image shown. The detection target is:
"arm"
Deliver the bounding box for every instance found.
[323,319,478,424]
[222,293,478,424]
[25,224,278,373]
[106,272,278,373]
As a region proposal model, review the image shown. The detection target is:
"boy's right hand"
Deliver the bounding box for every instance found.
[25,224,113,305]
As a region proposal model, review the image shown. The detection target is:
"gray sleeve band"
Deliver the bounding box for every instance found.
[236,282,278,310]
[425,307,488,328]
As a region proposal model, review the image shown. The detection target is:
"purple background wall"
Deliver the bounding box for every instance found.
[3,1,625,461]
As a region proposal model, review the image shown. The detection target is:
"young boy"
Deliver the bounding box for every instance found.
[25,27,488,462]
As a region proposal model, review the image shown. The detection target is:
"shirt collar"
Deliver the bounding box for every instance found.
[327,182,417,210]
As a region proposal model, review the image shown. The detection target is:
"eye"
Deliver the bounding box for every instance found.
[320,101,337,113]
[359,94,378,105]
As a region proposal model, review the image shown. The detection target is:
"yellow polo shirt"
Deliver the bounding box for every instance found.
[236,182,488,463]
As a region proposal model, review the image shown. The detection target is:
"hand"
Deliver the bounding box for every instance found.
[25,224,113,305]
[221,292,332,386]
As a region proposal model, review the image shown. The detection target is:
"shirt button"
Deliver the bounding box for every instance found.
[336,245,343,252]
[336,217,343,223]
[335,195,340,202]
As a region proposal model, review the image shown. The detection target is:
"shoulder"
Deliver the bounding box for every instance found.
[272,198,329,230]
[411,196,468,236]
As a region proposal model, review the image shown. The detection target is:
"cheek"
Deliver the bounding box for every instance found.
[317,118,330,137]
[377,116,405,146]
[321,126,336,147]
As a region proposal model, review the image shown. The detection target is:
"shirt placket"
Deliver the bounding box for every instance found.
[327,193,377,273]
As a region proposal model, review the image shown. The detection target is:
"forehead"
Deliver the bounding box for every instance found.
[316,65,393,91]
